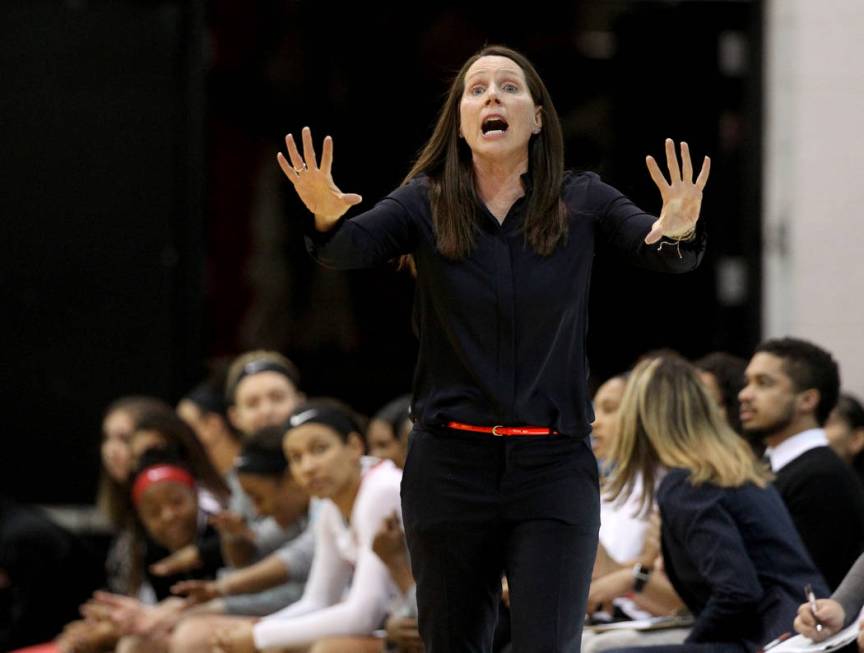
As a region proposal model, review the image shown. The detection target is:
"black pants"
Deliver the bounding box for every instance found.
[401,427,600,653]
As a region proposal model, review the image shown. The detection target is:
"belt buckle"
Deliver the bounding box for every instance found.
[491,425,504,436]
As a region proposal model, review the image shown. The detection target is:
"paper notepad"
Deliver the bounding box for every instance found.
[768,623,859,653]
[586,615,694,633]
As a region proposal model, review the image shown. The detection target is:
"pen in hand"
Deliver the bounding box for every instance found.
[805,583,824,633]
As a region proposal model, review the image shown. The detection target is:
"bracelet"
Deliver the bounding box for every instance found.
[655,226,697,259]
[632,563,652,593]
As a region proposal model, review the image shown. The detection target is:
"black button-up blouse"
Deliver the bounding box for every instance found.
[305,171,705,438]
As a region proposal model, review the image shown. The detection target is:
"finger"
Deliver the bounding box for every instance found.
[695,155,711,190]
[680,142,693,183]
[276,152,298,184]
[285,133,305,171]
[320,135,334,174]
[644,218,664,245]
[149,563,169,576]
[302,126,318,170]
[92,591,127,606]
[645,156,669,198]
[341,193,363,206]
[665,138,681,183]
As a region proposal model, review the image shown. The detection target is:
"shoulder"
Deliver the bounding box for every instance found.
[778,447,864,495]
[561,170,626,214]
[656,467,692,501]
[657,469,728,523]
[353,459,402,538]
[779,447,851,482]
[385,175,431,211]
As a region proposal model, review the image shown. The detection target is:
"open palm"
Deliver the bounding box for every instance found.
[644,139,711,245]
[277,126,362,229]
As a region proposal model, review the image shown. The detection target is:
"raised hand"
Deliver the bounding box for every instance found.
[277,126,363,230]
[644,138,711,245]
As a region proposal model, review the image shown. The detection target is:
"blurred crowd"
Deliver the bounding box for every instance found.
[3,337,864,653]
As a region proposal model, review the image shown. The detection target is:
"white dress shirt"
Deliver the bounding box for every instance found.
[765,428,829,472]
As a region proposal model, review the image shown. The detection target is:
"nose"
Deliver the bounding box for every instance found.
[160,504,177,524]
[738,385,751,403]
[484,85,501,103]
[297,454,318,480]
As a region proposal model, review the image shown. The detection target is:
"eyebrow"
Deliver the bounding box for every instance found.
[465,68,524,82]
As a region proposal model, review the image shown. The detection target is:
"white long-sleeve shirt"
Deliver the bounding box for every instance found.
[253,457,402,649]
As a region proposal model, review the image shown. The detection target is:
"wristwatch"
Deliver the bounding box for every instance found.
[632,563,652,593]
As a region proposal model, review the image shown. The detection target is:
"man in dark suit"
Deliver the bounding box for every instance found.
[739,337,864,590]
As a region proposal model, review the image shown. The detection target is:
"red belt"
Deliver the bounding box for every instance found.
[446,421,558,437]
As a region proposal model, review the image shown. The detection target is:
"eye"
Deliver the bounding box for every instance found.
[468,84,485,96]
[311,442,329,455]
[503,82,519,93]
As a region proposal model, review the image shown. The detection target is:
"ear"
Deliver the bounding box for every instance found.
[533,106,543,134]
[797,388,820,416]
[346,432,366,458]
[201,413,224,443]
[848,428,864,457]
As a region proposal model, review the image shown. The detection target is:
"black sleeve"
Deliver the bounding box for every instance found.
[304,181,423,270]
[589,174,706,273]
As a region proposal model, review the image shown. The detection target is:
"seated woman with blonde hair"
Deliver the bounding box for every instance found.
[603,356,827,653]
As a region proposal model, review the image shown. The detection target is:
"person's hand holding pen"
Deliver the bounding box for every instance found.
[793,596,845,642]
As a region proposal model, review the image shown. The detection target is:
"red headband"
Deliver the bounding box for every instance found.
[132,464,195,505]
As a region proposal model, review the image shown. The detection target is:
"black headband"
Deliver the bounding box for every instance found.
[234,360,298,393]
[234,451,287,476]
[287,406,358,440]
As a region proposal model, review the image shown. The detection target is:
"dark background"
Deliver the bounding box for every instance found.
[0,0,762,503]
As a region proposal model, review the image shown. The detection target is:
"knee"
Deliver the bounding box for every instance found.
[170,616,212,653]
[116,635,146,653]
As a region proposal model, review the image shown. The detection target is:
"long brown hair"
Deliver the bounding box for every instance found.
[403,45,567,261]
[605,356,771,515]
